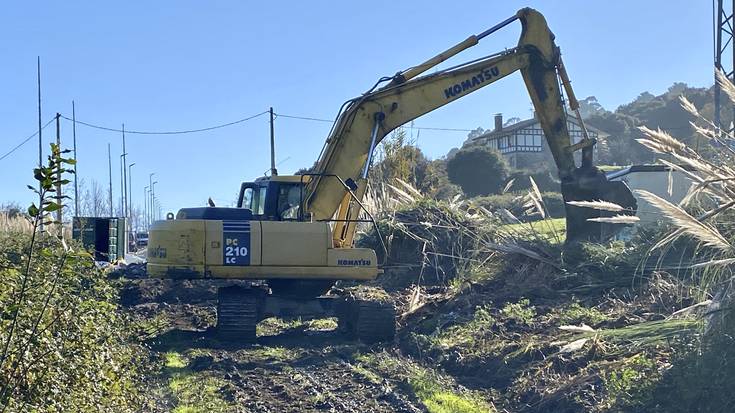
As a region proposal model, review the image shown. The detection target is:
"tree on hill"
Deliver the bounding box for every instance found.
[578,96,607,119]
[446,146,509,196]
[586,83,721,165]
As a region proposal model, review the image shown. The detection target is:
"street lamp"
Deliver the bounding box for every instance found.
[119,154,126,216]
[144,186,149,231]
[155,198,162,220]
[151,181,158,224]
[128,162,136,227]
[149,173,155,227]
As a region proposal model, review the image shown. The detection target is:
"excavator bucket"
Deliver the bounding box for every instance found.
[562,166,637,244]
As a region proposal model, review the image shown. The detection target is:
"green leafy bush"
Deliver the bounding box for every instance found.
[447,146,509,196]
[505,169,560,193]
[0,144,147,412]
[0,235,147,412]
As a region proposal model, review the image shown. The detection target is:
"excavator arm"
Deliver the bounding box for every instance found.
[305,8,636,245]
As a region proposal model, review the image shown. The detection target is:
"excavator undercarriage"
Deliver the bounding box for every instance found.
[216,284,396,343]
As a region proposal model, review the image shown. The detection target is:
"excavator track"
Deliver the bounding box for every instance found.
[338,298,396,343]
[216,286,260,341]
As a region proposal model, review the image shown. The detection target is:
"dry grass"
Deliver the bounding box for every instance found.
[568,70,735,288]
[631,73,735,292]
[0,212,32,234]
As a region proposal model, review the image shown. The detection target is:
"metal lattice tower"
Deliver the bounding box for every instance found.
[715,0,735,132]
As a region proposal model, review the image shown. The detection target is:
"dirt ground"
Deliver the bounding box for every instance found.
[124,279,429,413]
[120,243,698,413]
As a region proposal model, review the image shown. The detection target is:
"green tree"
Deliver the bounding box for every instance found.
[446,146,509,196]
[371,127,431,190]
[587,82,717,165]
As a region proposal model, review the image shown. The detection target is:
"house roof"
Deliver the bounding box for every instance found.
[472,116,607,141]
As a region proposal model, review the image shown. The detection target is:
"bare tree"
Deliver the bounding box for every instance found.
[78,179,111,217]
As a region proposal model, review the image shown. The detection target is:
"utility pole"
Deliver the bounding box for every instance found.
[144,186,149,231]
[122,124,128,218]
[270,107,277,176]
[55,113,62,237]
[129,163,136,231]
[37,57,43,232]
[149,173,155,227]
[119,155,124,216]
[108,143,113,216]
[72,101,79,218]
[151,181,158,224]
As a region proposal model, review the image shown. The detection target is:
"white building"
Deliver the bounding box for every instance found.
[471,114,606,169]
[607,164,695,230]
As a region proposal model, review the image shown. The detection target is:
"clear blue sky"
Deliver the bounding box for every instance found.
[0,1,714,213]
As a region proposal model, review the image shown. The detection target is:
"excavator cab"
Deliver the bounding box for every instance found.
[176,176,310,223]
[236,176,307,222]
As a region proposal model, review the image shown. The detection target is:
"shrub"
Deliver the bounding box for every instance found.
[447,146,509,196]
[0,234,147,411]
[505,169,560,193]
[0,144,146,411]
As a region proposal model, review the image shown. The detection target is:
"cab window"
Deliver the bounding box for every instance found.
[256,186,267,215]
[277,184,301,220]
[240,185,267,215]
[241,188,253,210]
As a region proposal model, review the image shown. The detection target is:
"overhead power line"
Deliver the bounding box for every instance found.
[274,113,333,123]
[0,118,56,163]
[1,109,473,164]
[58,110,269,135]
[274,112,473,132]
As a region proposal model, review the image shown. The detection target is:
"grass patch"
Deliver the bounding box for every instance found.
[558,302,609,326]
[0,211,32,234]
[560,319,700,352]
[169,373,232,413]
[500,217,566,243]
[306,317,338,331]
[435,305,496,348]
[162,351,234,412]
[603,354,660,409]
[501,298,536,324]
[256,317,304,336]
[165,351,187,369]
[357,352,493,413]
[350,363,383,384]
[409,368,491,413]
[246,346,299,362]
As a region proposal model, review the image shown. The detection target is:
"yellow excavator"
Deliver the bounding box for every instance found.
[147,8,636,341]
